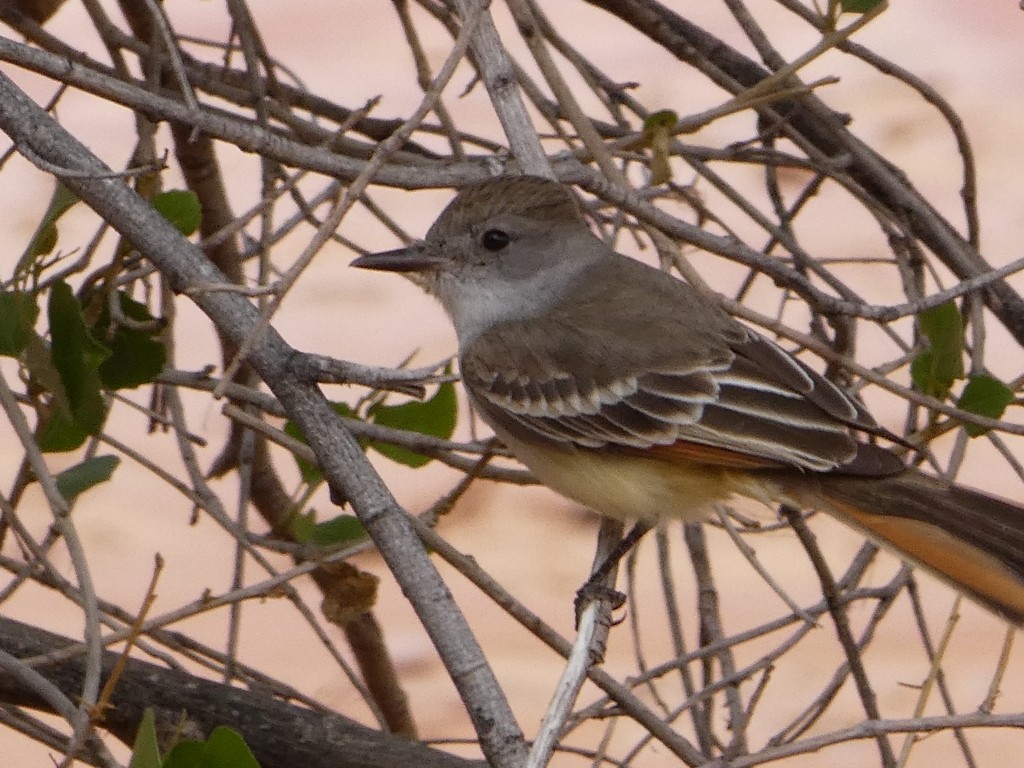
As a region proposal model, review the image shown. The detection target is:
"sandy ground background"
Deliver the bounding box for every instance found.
[3,1,1024,765]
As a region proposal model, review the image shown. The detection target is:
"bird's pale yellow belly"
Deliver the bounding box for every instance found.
[500,434,784,522]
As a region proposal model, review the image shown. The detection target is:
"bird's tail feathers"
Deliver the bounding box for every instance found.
[813,470,1024,625]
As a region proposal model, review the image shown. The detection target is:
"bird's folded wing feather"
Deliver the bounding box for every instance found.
[460,257,902,477]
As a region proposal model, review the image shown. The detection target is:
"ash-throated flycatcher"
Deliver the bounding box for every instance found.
[353,175,1024,625]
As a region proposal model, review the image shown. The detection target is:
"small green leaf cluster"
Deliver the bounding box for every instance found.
[3,183,200,501]
[911,301,1015,436]
[130,710,261,768]
[285,371,457,546]
[839,0,884,13]
[641,109,678,185]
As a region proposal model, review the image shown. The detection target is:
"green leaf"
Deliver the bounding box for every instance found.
[153,190,202,237]
[840,0,884,12]
[0,290,39,357]
[641,109,678,185]
[162,741,204,768]
[94,292,167,389]
[128,710,162,768]
[911,301,964,399]
[163,727,261,768]
[55,455,120,503]
[304,514,366,546]
[48,281,109,443]
[641,109,678,138]
[291,509,369,547]
[368,380,457,468]
[36,402,89,452]
[957,373,1015,437]
[202,727,261,768]
[24,329,66,409]
[289,509,317,542]
[16,182,79,276]
[910,350,936,397]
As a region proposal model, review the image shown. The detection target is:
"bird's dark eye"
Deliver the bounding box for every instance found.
[481,229,510,251]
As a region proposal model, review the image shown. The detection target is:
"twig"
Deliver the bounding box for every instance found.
[894,595,960,768]
[782,506,896,767]
[528,518,624,768]
[91,555,165,721]
[714,506,817,625]
[655,528,714,753]
[712,711,1024,768]
[0,374,105,762]
[980,627,1016,714]
[288,352,453,396]
[448,0,552,176]
[139,0,201,117]
[408,515,707,765]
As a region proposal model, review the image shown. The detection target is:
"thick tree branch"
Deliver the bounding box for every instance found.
[0,616,481,768]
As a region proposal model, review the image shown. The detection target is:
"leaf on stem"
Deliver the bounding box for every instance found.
[910,301,963,399]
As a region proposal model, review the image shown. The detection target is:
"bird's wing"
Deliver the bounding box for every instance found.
[460,257,901,476]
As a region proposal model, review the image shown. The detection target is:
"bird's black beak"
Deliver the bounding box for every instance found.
[351,243,445,273]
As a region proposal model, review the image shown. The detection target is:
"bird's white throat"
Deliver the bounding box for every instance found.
[439,254,593,348]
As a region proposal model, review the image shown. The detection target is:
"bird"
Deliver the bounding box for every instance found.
[353,174,1024,625]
